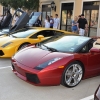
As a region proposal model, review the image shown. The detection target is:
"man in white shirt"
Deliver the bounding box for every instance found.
[53,14,60,29]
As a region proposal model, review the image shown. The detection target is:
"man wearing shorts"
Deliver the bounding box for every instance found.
[77,14,88,36]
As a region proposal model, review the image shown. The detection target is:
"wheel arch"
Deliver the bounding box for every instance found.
[61,60,85,87]
[18,42,31,51]
[75,60,85,75]
[64,59,85,74]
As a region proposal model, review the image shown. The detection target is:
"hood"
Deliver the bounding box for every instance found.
[0,29,9,36]
[0,36,21,46]
[13,47,73,68]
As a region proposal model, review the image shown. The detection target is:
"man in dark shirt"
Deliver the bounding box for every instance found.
[77,14,88,36]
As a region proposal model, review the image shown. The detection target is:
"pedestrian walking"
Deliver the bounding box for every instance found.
[77,14,88,36]
[72,16,78,33]
[44,15,50,28]
[50,16,54,28]
[53,14,60,29]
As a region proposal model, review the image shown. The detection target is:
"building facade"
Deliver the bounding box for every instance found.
[40,0,100,37]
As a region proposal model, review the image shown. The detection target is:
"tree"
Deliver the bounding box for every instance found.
[0,0,39,10]
[23,0,39,10]
[0,0,10,7]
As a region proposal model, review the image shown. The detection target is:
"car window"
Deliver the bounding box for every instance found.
[80,45,88,53]
[54,31,65,35]
[40,36,90,53]
[30,30,54,38]
[80,40,94,53]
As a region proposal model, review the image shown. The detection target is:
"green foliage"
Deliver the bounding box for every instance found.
[0,0,10,6]
[23,0,39,10]
[0,0,39,10]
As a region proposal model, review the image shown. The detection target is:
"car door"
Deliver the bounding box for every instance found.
[30,30,55,38]
[28,30,55,43]
[79,40,100,75]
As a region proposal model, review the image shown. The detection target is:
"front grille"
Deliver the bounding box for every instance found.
[0,50,4,56]
[26,73,40,84]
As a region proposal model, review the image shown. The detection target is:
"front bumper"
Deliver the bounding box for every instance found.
[0,46,16,57]
[11,59,62,86]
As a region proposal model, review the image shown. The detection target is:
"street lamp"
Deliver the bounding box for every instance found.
[51,1,56,12]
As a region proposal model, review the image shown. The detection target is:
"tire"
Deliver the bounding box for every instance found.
[61,61,83,88]
[18,43,30,51]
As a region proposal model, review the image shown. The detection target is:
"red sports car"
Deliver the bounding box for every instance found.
[11,34,100,87]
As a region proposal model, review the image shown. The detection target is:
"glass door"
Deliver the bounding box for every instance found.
[61,10,73,31]
[61,10,67,30]
[84,10,99,36]
[42,5,51,27]
[90,10,99,37]
[60,3,74,31]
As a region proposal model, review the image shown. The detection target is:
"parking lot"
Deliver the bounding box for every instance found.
[0,58,100,100]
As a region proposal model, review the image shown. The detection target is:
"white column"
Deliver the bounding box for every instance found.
[97,2,100,36]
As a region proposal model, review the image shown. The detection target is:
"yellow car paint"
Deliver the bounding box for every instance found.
[0,28,76,57]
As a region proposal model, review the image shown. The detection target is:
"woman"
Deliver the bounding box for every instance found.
[44,15,50,28]
[72,16,78,33]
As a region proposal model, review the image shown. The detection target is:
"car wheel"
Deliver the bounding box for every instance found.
[61,61,83,87]
[18,43,29,50]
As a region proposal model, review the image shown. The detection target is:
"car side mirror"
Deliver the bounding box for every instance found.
[90,48,100,53]
[37,35,44,40]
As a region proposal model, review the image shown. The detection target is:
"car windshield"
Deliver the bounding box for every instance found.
[40,35,90,53]
[11,29,39,38]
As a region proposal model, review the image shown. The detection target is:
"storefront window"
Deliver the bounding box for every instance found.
[83,1,99,37]
[60,3,74,31]
[42,5,51,27]
[61,10,67,25]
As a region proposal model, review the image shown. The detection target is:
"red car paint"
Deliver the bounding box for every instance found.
[11,46,100,86]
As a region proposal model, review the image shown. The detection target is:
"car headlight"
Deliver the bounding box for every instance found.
[1,42,13,48]
[34,58,62,70]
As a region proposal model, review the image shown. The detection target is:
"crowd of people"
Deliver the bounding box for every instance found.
[0,10,20,29]
[72,14,88,36]
[0,10,88,36]
[34,13,88,36]
[34,14,60,29]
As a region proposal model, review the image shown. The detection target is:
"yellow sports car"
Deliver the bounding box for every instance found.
[0,27,75,57]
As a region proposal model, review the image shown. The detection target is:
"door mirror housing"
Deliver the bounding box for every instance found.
[37,35,44,40]
[90,47,100,53]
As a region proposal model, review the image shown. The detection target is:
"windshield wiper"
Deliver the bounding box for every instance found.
[42,44,58,52]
